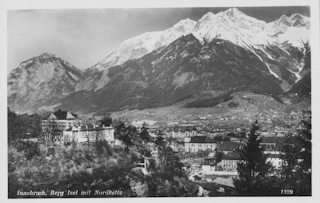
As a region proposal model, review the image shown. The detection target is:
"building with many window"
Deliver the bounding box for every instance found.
[217,152,241,172]
[184,136,217,152]
[63,125,114,144]
[42,109,79,131]
[216,141,240,154]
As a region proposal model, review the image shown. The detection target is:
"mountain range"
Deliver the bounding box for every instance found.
[7,8,311,114]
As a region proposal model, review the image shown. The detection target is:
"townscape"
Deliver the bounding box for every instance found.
[8,106,311,197]
[7,6,312,198]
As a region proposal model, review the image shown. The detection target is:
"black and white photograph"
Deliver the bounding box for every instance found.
[3,0,319,199]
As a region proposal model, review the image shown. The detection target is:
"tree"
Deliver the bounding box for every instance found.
[8,108,20,142]
[279,119,311,195]
[114,121,136,152]
[233,122,273,196]
[8,108,42,143]
[278,134,301,192]
[296,119,311,195]
[145,146,195,197]
[99,113,112,127]
[154,135,166,150]
[139,122,152,143]
[215,151,224,163]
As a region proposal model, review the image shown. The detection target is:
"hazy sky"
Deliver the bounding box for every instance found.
[7,6,310,74]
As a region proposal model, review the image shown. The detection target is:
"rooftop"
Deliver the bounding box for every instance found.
[212,177,235,188]
[44,109,77,120]
[222,152,241,160]
[260,136,286,144]
[217,141,239,152]
[189,136,216,143]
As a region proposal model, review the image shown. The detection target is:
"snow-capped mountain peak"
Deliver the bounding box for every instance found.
[40,52,56,57]
[88,18,196,72]
[172,18,196,30]
[264,13,310,49]
[192,8,271,48]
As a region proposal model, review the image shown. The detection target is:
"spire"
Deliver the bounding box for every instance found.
[253,120,259,131]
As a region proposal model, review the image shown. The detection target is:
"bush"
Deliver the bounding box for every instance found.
[8,144,135,198]
[14,140,41,160]
[95,139,113,156]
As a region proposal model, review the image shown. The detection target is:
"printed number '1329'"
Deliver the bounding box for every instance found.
[281,189,293,195]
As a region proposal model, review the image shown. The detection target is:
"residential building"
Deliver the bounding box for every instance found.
[217,152,241,172]
[266,153,282,169]
[260,136,285,154]
[201,158,216,174]
[169,125,198,139]
[63,125,114,144]
[216,141,240,154]
[184,136,217,152]
[212,177,235,190]
[42,109,79,131]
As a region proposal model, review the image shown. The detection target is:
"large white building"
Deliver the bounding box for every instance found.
[184,136,217,153]
[42,109,79,131]
[63,125,114,144]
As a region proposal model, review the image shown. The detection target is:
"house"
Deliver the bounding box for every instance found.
[201,158,217,174]
[169,125,198,139]
[131,158,151,176]
[192,175,202,182]
[217,152,241,172]
[216,141,240,154]
[42,109,79,131]
[260,136,285,154]
[266,153,282,169]
[63,125,114,144]
[212,177,235,189]
[197,183,224,197]
[184,136,217,152]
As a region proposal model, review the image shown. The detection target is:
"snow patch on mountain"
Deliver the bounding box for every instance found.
[265,14,310,49]
[277,27,309,49]
[192,8,274,49]
[264,62,281,79]
[93,18,196,71]
[287,68,301,83]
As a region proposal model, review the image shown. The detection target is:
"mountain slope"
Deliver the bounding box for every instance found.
[91,18,196,71]
[57,34,302,114]
[264,14,310,49]
[7,9,311,114]
[7,53,84,113]
[78,19,196,92]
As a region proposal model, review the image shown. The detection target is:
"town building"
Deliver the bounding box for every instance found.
[201,158,216,174]
[216,141,240,154]
[42,109,79,131]
[260,136,285,154]
[184,136,217,152]
[266,154,282,169]
[167,125,198,139]
[63,125,114,144]
[217,152,241,172]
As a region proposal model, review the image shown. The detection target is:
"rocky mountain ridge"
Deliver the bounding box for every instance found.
[7,8,311,114]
